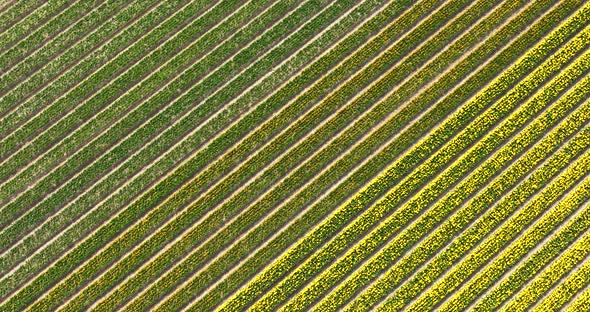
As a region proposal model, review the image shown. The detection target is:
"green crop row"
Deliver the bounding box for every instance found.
[186,1,584,311]
[0,0,212,180]
[564,282,590,311]
[45,1,386,311]
[0,0,200,145]
[0,0,405,302]
[219,5,590,310]
[38,0,462,310]
[347,87,590,312]
[474,172,590,311]
[0,0,282,282]
[59,1,400,311]
[3,0,378,277]
[0,0,367,310]
[0,0,265,243]
[323,62,590,312]
[0,0,104,73]
[0,0,190,160]
[0,0,130,93]
[0,0,348,280]
[242,12,590,312]
[112,1,515,311]
[0,0,44,35]
[119,0,462,310]
[401,146,590,311]
[533,243,590,311]
[0,0,312,285]
[503,218,590,311]
[0,0,67,54]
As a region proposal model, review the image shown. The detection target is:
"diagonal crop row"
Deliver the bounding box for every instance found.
[0,0,106,74]
[0,0,201,142]
[1,0,346,278]
[533,238,590,311]
[41,3,384,310]
[182,1,585,311]
[401,145,590,311]
[242,18,590,312]
[0,0,370,308]
[510,202,590,311]
[0,0,306,288]
[503,216,590,312]
[0,0,166,124]
[55,0,403,310]
[0,0,277,265]
[0,0,44,34]
[0,0,131,95]
[322,64,590,312]
[25,0,462,308]
[0,0,375,282]
[61,0,444,310]
[368,117,590,312]
[98,1,518,310]
[194,0,532,310]
[534,248,590,312]
[566,285,590,312]
[0,0,70,54]
[0,0,269,246]
[157,0,537,308]
[0,1,15,16]
[346,85,590,312]
[430,140,590,312]
[219,7,590,312]
[0,0,193,152]
[0,0,415,304]
[0,0,294,243]
[503,204,590,312]
[222,9,590,310]
[283,37,590,312]
[0,0,216,167]
[474,184,590,311]
[386,130,589,312]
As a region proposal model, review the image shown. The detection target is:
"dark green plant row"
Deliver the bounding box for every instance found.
[0,0,44,34]
[0,0,108,76]
[0,0,181,124]
[0,0,216,182]
[24,0,448,310]
[0,0,414,304]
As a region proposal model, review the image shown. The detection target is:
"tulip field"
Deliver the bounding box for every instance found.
[1,0,589,311]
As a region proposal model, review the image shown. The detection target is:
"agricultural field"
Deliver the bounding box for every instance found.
[0,0,589,311]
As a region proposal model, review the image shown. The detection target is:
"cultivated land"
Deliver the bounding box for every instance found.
[1,0,589,311]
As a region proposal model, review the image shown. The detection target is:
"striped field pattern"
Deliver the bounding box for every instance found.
[1,0,589,311]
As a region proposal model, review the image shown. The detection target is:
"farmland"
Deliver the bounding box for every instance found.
[0,0,589,311]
